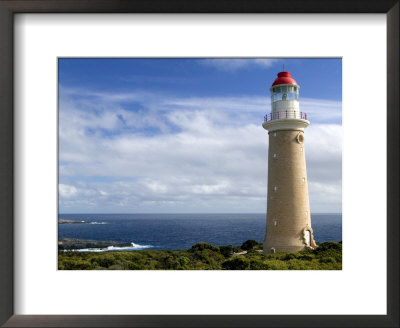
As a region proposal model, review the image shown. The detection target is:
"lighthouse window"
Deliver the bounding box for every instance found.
[300,147,303,152]
[302,177,305,183]
[305,211,308,217]
[272,85,298,102]
[274,186,278,192]
[273,220,278,226]
[297,133,304,144]
[273,153,277,159]
[273,92,282,102]
[273,132,277,137]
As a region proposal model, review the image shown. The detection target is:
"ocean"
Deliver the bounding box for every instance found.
[58,213,342,251]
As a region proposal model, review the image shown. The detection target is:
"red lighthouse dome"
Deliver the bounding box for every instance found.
[271,71,298,87]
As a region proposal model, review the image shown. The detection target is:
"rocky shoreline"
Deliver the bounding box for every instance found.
[58,238,132,251]
[58,219,86,224]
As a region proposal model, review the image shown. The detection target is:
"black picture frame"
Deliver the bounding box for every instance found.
[0,1,398,327]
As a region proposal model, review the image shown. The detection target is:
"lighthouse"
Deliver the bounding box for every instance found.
[262,70,317,254]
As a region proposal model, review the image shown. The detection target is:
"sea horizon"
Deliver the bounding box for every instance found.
[58,213,342,251]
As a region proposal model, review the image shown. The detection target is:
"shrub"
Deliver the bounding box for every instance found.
[57,240,342,271]
[299,247,314,255]
[241,240,259,251]
[108,264,125,270]
[314,242,342,254]
[193,249,225,267]
[233,245,242,253]
[319,257,336,264]
[219,245,233,258]
[281,253,299,261]
[246,248,263,255]
[264,260,289,270]
[297,254,314,261]
[287,259,324,270]
[69,260,92,270]
[95,255,117,268]
[189,243,219,253]
[178,256,190,267]
[160,255,180,270]
[249,260,270,270]
[313,242,342,263]
[222,257,250,270]
[126,261,147,270]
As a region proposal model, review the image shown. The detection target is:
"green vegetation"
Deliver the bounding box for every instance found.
[241,239,259,251]
[58,240,342,270]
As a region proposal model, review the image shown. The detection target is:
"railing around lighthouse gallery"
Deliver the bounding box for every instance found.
[264,111,307,122]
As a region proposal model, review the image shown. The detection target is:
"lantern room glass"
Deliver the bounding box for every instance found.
[271,85,299,102]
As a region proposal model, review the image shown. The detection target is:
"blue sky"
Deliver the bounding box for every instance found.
[58,58,342,213]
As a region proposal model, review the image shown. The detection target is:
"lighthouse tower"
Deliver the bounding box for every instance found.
[263,70,317,254]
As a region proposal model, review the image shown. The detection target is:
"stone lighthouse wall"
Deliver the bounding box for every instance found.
[263,129,316,253]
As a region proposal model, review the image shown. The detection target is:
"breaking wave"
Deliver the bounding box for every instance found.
[64,242,153,252]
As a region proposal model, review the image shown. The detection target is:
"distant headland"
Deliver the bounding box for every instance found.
[58,238,133,250]
[58,219,105,225]
[58,219,86,224]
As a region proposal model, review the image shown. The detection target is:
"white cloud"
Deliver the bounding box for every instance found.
[199,59,280,71]
[59,184,78,198]
[58,87,342,213]
[301,98,342,123]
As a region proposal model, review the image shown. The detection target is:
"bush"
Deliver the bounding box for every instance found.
[265,260,289,270]
[281,253,299,261]
[219,245,233,257]
[222,257,250,270]
[233,245,242,253]
[318,257,336,264]
[314,241,342,253]
[159,255,181,270]
[249,260,270,270]
[178,256,191,266]
[95,255,117,268]
[297,254,314,261]
[313,242,342,263]
[108,264,125,270]
[189,243,220,253]
[58,240,342,270]
[287,259,322,270]
[193,249,225,268]
[61,259,92,270]
[241,240,259,251]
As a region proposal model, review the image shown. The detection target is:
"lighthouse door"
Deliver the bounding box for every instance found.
[305,230,311,246]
